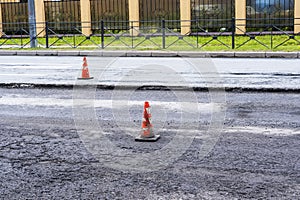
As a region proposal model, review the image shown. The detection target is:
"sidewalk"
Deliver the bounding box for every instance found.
[0,50,300,58]
[0,56,299,91]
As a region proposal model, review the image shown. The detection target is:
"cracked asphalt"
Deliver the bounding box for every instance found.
[0,87,299,199]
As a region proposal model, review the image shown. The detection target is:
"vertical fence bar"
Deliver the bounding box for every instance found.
[45,22,49,48]
[101,20,104,49]
[0,3,2,38]
[73,26,76,48]
[21,27,23,47]
[271,28,273,49]
[131,21,134,48]
[196,23,199,48]
[162,19,165,49]
[231,17,235,49]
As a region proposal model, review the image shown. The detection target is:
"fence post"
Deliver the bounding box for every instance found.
[101,20,104,49]
[35,0,46,37]
[231,17,235,49]
[162,19,166,49]
[128,0,139,36]
[80,0,92,36]
[131,21,134,48]
[295,0,300,34]
[0,3,2,37]
[73,26,76,48]
[45,22,49,48]
[235,0,246,34]
[271,26,274,49]
[180,0,191,35]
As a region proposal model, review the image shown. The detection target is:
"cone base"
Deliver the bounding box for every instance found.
[135,135,160,142]
[77,77,94,80]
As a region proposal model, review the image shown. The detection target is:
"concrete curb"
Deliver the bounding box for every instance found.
[57,51,80,56]
[177,51,207,58]
[36,50,58,56]
[209,52,235,58]
[0,50,299,58]
[265,52,298,58]
[102,51,126,57]
[126,51,152,57]
[151,51,178,57]
[16,51,37,56]
[79,51,103,56]
[234,52,266,58]
[0,50,17,55]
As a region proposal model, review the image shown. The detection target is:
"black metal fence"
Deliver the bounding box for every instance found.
[0,19,299,50]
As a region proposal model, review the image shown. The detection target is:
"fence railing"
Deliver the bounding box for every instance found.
[0,19,299,50]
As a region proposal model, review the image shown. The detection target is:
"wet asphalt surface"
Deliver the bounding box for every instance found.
[0,87,299,199]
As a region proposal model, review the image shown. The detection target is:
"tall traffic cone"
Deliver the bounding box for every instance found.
[135,101,160,142]
[78,56,93,79]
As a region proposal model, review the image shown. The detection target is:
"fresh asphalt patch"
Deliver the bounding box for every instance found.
[0,88,299,199]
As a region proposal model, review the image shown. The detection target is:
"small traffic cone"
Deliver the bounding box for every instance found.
[135,101,160,142]
[78,56,93,80]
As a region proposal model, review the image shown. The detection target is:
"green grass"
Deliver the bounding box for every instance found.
[1,34,300,51]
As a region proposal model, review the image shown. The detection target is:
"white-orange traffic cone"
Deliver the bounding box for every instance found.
[78,56,93,80]
[135,101,160,142]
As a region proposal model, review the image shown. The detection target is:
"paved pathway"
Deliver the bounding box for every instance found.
[0,56,299,90]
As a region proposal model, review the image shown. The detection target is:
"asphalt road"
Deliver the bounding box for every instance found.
[0,56,300,90]
[0,87,299,199]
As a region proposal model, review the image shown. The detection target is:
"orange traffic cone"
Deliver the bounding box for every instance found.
[78,56,93,79]
[135,101,160,142]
